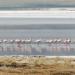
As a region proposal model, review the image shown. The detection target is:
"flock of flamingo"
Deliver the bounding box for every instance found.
[0,38,72,44]
[0,38,74,54]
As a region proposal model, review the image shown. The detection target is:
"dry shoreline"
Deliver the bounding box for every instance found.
[0,56,74,75]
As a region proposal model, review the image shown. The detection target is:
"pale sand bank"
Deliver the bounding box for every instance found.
[0,9,75,18]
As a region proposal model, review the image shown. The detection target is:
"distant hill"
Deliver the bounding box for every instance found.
[0,0,75,9]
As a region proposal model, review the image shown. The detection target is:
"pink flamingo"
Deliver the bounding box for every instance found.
[63,38,71,52]
[0,40,3,52]
[15,39,22,52]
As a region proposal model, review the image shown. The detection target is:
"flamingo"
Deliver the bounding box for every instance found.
[45,39,53,44]
[3,39,8,52]
[63,38,71,52]
[53,39,58,52]
[57,39,62,51]
[45,39,53,53]
[25,39,32,44]
[52,39,62,54]
[34,39,42,53]
[15,39,21,43]
[34,39,42,44]
[20,39,26,53]
[9,39,14,52]
[15,39,22,54]
[0,40,2,43]
[9,39,14,43]
[0,40,3,52]
[21,39,25,43]
[3,39,8,43]
[57,39,62,43]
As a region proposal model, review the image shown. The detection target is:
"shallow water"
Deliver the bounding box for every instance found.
[0,29,75,39]
[0,29,75,56]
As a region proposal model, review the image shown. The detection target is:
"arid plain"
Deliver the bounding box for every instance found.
[0,56,74,75]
